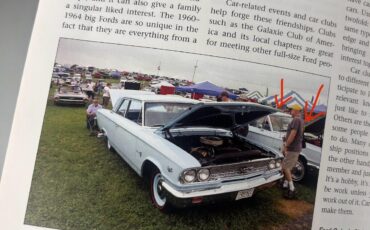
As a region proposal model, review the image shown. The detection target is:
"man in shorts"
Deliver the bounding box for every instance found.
[86,80,95,100]
[102,83,111,107]
[282,105,304,198]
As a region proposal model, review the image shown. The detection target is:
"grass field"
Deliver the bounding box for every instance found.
[24,88,317,230]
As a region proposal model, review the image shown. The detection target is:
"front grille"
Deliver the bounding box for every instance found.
[59,97,84,101]
[208,159,272,180]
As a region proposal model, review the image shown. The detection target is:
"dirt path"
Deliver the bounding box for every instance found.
[269,199,314,230]
[272,212,313,230]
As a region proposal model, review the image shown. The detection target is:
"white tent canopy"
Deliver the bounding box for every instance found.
[259,90,313,109]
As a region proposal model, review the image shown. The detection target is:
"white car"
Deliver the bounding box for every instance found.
[85,73,92,81]
[54,85,88,106]
[96,94,284,211]
[247,112,324,181]
[73,73,81,82]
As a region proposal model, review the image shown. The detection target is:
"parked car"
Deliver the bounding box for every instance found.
[85,73,92,81]
[246,112,324,181]
[97,94,283,211]
[51,73,59,84]
[54,85,88,106]
[73,73,82,82]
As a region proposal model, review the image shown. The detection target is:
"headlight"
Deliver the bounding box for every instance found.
[183,169,196,183]
[197,169,210,181]
[268,160,276,169]
[275,160,282,168]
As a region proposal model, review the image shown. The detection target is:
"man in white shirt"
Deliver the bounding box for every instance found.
[86,80,95,100]
[86,99,102,134]
[102,83,111,107]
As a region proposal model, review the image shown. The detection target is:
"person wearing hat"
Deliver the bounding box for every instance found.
[282,104,304,198]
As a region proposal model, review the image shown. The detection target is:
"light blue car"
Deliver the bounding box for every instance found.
[97,92,284,211]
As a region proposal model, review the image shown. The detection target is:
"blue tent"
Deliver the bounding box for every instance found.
[176,81,238,99]
[110,71,121,79]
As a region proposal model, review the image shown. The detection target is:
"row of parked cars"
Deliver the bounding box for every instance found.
[95,90,324,211]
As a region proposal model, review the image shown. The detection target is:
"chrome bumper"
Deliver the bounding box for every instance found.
[162,172,283,199]
[55,99,86,104]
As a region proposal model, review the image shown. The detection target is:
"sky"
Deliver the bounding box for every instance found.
[56,38,330,104]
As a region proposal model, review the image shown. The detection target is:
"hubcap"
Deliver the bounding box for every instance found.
[107,139,111,150]
[292,160,305,181]
[153,173,166,207]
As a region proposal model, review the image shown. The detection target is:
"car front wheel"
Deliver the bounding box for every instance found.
[292,158,306,182]
[150,169,171,212]
[106,138,114,152]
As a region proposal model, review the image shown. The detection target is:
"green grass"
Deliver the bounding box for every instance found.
[24,91,317,230]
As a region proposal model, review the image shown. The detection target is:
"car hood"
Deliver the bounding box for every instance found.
[160,102,277,131]
[305,115,326,135]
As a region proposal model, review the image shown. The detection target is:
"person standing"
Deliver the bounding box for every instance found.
[102,83,111,107]
[219,91,231,102]
[282,105,304,198]
[86,80,95,100]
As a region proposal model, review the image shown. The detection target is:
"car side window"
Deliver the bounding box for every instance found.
[251,117,270,131]
[113,98,123,112]
[125,100,142,124]
[117,100,129,117]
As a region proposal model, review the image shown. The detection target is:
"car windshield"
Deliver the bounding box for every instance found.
[269,114,292,132]
[58,86,81,93]
[144,102,193,127]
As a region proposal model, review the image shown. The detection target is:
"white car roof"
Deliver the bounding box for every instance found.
[271,111,291,117]
[126,94,198,104]
[110,89,155,106]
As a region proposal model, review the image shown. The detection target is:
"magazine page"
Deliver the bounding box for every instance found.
[0,0,368,229]
[313,0,370,229]
[0,0,38,180]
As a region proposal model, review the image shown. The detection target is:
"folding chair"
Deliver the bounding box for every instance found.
[86,115,97,134]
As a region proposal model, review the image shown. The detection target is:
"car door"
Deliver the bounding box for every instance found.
[110,99,131,157]
[302,143,322,167]
[113,99,143,173]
